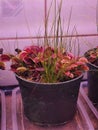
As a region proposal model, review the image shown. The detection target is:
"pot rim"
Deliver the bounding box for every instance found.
[84,48,98,69]
[15,73,83,85]
[87,62,98,69]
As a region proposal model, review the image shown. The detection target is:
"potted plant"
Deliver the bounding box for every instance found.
[0,45,88,125]
[84,47,98,104]
[0,0,89,126]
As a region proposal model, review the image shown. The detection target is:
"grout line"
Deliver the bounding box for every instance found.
[0,33,98,41]
[20,95,25,130]
[74,112,84,130]
[80,82,98,119]
[77,98,94,130]
[0,90,6,130]
[12,87,20,130]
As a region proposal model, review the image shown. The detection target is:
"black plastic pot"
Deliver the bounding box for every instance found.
[16,74,83,126]
[87,62,98,104]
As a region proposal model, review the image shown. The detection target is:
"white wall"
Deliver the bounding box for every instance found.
[0,0,44,37]
[0,0,97,37]
[0,0,98,55]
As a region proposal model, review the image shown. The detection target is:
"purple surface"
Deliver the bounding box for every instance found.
[0,70,18,86]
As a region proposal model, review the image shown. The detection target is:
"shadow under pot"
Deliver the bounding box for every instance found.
[16,74,83,126]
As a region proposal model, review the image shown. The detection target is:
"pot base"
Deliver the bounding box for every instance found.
[16,74,83,125]
[25,115,73,127]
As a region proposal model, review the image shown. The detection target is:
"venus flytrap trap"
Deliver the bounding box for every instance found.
[0,44,89,83]
[84,47,98,66]
[0,0,89,83]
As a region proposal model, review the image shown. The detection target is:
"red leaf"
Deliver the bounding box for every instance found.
[0,54,10,61]
[0,61,5,70]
